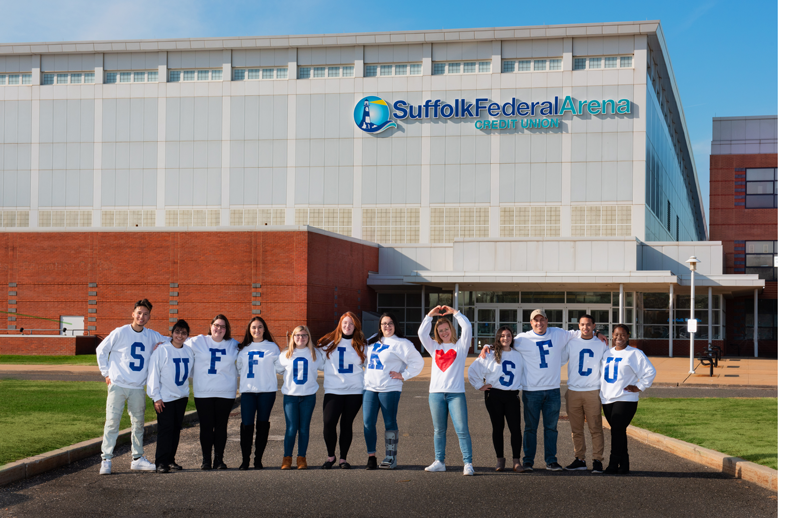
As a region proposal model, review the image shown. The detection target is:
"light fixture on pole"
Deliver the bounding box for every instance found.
[686,256,700,374]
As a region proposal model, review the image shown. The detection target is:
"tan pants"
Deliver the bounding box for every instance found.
[565,389,604,461]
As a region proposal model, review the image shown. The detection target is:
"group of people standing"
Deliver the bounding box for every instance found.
[96,298,656,476]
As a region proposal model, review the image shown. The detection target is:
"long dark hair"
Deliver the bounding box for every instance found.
[492,326,515,363]
[208,314,232,340]
[370,312,405,344]
[239,316,275,350]
[318,312,367,363]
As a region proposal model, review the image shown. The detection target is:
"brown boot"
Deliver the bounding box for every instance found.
[495,458,506,471]
[513,459,525,473]
[281,456,292,470]
[296,456,308,470]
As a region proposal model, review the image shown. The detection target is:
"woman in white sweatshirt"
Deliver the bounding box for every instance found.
[363,312,424,470]
[419,305,475,476]
[276,325,325,470]
[146,319,194,473]
[185,314,239,470]
[600,323,656,474]
[316,312,366,469]
[467,326,525,473]
[235,316,280,470]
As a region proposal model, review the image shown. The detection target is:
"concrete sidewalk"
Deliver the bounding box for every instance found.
[0,355,777,387]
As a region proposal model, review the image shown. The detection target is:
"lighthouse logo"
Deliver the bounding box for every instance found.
[353,96,397,134]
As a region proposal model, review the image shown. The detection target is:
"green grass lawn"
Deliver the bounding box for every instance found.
[0,355,99,366]
[0,380,196,465]
[633,398,777,470]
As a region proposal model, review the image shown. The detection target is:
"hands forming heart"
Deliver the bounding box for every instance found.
[428,305,457,317]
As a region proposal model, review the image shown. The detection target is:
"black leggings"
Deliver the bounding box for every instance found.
[323,393,363,459]
[154,397,188,467]
[602,401,638,463]
[194,397,235,463]
[484,389,522,459]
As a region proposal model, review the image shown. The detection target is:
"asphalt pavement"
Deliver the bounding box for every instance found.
[0,382,777,517]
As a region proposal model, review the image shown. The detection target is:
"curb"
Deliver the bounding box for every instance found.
[0,398,239,488]
[601,417,777,492]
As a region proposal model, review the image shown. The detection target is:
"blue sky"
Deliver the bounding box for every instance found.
[2,0,778,227]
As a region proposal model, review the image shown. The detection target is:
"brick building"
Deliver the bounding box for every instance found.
[710,116,777,357]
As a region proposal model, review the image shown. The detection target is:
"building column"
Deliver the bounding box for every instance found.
[619,284,624,323]
[421,285,425,318]
[754,289,758,357]
[708,286,713,345]
[668,284,674,358]
[453,283,459,311]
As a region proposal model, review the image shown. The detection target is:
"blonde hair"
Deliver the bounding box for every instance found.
[286,325,316,361]
[432,317,458,344]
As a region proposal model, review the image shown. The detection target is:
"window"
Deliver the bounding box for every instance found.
[233,69,245,81]
[84,72,95,83]
[745,168,777,208]
[170,69,223,82]
[104,70,157,84]
[574,58,587,70]
[379,65,392,76]
[478,61,491,73]
[328,66,340,77]
[500,206,560,237]
[746,241,777,280]
[20,74,31,85]
[148,71,158,82]
[299,67,311,78]
[42,74,55,85]
[620,56,633,67]
[432,62,446,75]
[342,66,354,77]
[197,70,209,81]
[211,70,222,80]
[56,73,68,84]
[106,72,118,83]
[365,65,378,77]
[549,59,562,70]
[605,57,617,68]
[534,60,547,71]
[518,60,532,72]
[571,206,632,237]
[133,71,145,82]
[368,63,420,77]
[394,64,407,75]
[295,208,352,237]
[248,69,261,80]
[502,60,515,73]
[181,71,194,81]
[277,68,288,79]
[376,293,424,337]
[410,63,423,75]
[71,73,83,84]
[119,72,131,83]
[233,68,286,80]
[362,208,420,244]
[463,62,476,73]
[430,207,489,243]
[574,56,632,70]
[589,57,602,69]
[447,63,460,74]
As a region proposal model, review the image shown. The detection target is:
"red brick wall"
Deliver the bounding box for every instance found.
[0,336,99,355]
[1,230,379,353]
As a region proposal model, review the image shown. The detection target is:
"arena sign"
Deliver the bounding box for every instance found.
[353,95,631,134]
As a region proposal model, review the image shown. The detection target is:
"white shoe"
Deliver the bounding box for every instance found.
[425,460,446,472]
[99,460,112,475]
[130,455,156,471]
[463,463,475,476]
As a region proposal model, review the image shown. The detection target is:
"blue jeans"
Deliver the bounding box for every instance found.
[283,394,316,457]
[240,392,276,426]
[521,388,561,466]
[428,392,473,464]
[362,390,401,454]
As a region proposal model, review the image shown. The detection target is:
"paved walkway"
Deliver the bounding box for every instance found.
[0,356,778,387]
[0,382,776,517]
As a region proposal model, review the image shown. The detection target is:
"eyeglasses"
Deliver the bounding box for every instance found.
[381,322,394,327]
[212,323,226,329]
[295,334,309,339]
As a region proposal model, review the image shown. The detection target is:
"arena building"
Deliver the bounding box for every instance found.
[0,21,768,356]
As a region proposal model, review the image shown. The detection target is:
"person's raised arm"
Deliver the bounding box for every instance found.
[418,306,443,354]
[449,307,472,351]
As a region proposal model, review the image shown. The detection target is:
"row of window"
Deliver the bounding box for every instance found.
[502,59,562,73]
[573,56,633,70]
[364,63,422,77]
[233,68,289,81]
[169,70,223,82]
[106,71,158,83]
[745,168,777,209]
[0,74,32,86]
[432,61,492,75]
[42,73,96,85]
[744,240,777,281]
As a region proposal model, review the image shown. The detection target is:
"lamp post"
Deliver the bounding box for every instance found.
[686,256,700,374]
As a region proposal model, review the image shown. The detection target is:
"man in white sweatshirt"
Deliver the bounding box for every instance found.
[96,299,169,475]
[564,314,608,474]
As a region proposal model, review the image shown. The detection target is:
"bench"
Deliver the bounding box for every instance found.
[696,343,723,376]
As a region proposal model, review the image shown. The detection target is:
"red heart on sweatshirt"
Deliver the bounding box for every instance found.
[435,349,457,372]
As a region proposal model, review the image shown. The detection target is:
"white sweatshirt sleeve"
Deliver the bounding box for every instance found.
[417,316,438,354]
[398,341,425,381]
[95,328,119,378]
[316,349,326,371]
[631,350,657,391]
[146,347,164,401]
[467,356,487,390]
[454,312,472,351]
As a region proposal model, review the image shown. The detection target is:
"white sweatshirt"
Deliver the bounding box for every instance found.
[467,349,524,391]
[363,335,424,393]
[236,341,281,393]
[96,324,170,389]
[418,313,472,393]
[566,335,609,392]
[320,338,365,395]
[187,335,240,399]
[146,343,194,403]
[276,347,325,396]
[600,346,657,404]
[513,327,579,391]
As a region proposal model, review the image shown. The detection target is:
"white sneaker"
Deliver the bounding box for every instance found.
[425,460,446,472]
[463,463,475,476]
[130,455,156,471]
[99,460,112,475]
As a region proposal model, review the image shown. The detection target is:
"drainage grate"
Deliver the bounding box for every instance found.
[724,374,740,377]
[727,366,740,368]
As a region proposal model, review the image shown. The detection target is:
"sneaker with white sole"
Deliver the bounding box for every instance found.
[425,460,446,472]
[463,463,475,476]
[546,462,564,471]
[565,458,588,471]
[99,460,112,475]
[130,455,156,471]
